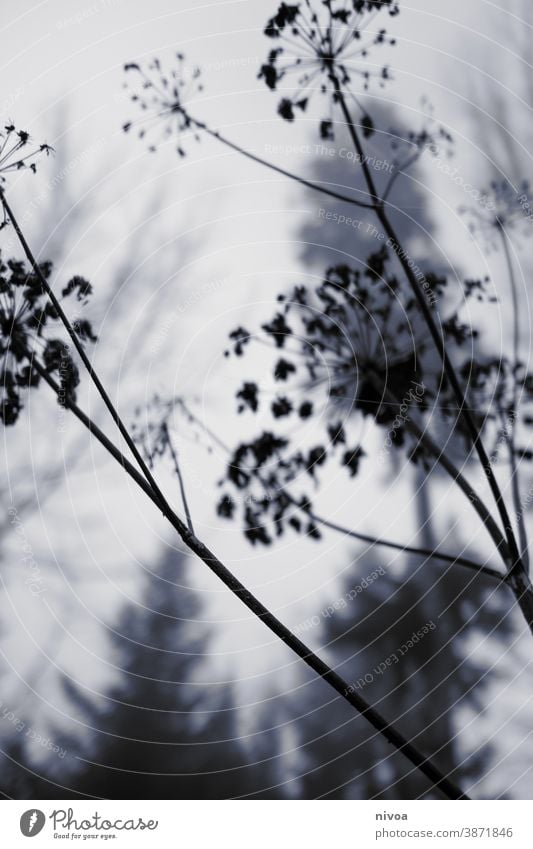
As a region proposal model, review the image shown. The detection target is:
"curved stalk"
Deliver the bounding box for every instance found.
[312,514,506,583]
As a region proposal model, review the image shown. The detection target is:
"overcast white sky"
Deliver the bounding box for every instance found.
[3,0,533,797]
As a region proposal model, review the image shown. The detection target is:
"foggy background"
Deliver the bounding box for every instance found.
[1,0,533,799]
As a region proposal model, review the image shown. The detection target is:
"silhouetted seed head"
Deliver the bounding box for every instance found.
[0,124,52,188]
[122,54,203,157]
[0,257,95,426]
[258,0,399,138]
[461,179,532,251]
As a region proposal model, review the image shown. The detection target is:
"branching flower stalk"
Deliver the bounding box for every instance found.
[0,132,469,797]
[327,74,527,584]
[8,303,467,800]
[498,224,528,569]
[174,396,506,583]
[121,23,531,610]
[4,1,528,799]
[0,189,170,515]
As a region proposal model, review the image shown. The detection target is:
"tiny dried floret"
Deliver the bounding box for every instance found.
[0,255,95,426]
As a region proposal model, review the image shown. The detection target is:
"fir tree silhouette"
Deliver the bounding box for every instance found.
[1,549,279,799]
[294,539,512,799]
[71,549,276,799]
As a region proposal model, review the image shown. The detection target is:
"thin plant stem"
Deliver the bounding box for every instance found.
[499,226,529,569]
[367,370,533,634]
[329,74,524,580]
[0,189,170,515]
[175,398,504,582]
[162,421,194,533]
[30,358,469,801]
[181,110,375,210]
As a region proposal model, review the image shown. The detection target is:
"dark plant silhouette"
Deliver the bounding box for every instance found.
[4,0,533,801]
[0,254,95,425]
[0,178,465,800]
[258,0,398,133]
[0,125,52,182]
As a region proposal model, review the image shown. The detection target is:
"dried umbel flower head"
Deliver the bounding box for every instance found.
[0,124,52,182]
[258,0,399,138]
[0,256,96,425]
[122,54,203,156]
[0,125,53,228]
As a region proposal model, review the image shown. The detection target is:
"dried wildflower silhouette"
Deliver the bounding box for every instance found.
[461,178,533,569]
[118,2,529,593]
[258,0,399,137]
[132,394,194,530]
[0,124,52,180]
[461,179,531,251]
[214,248,508,545]
[131,394,177,467]
[122,54,203,156]
[119,4,533,610]
[0,124,53,228]
[0,255,96,425]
